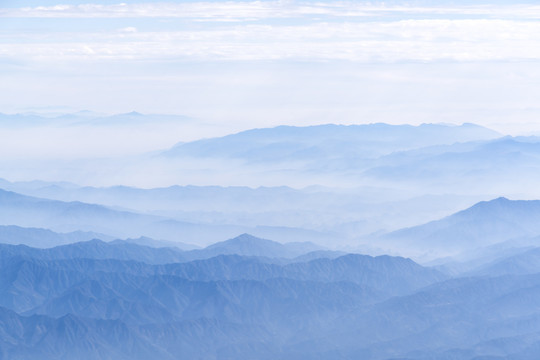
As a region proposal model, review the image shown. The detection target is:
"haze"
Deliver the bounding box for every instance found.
[2,1,540,359]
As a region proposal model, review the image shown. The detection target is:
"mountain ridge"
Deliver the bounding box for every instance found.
[377,197,540,259]
[163,123,501,162]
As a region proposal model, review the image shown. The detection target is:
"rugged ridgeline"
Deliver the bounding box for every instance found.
[4,235,540,359]
[0,237,445,360]
[0,233,339,264]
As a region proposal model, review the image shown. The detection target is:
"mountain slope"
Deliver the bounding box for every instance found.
[0,241,444,295]
[378,197,540,259]
[471,245,540,276]
[0,225,112,248]
[0,188,342,246]
[163,123,500,162]
[0,234,333,266]
[1,243,540,360]
[364,136,540,194]
[288,273,540,359]
[0,246,437,359]
[0,240,187,265]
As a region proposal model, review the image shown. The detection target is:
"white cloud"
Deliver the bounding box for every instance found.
[119,27,138,33]
[2,1,540,63]
[2,2,540,20]
[1,0,539,139]
[2,19,540,63]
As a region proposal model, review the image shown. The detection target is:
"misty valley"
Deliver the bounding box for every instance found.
[1,120,540,359]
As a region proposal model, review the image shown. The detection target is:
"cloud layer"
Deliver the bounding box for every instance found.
[1,0,539,136]
[3,2,540,20]
[1,1,540,63]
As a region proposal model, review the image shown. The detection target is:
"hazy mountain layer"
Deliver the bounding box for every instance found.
[376,197,540,260]
[164,123,500,161]
[0,178,484,241]
[0,225,112,248]
[0,239,448,359]
[0,188,340,247]
[0,233,338,264]
[2,238,540,359]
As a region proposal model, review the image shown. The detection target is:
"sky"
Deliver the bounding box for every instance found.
[0,0,540,176]
[0,0,539,133]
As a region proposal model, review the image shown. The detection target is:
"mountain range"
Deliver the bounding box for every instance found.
[0,236,448,359]
[163,123,500,161]
[7,121,539,244]
[5,183,540,265]
[2,119,540,358]
[0,225,112,248]
[0,178,483,241]
[0,188,341,247]
[0,231,339,264]
[3,233,540,359]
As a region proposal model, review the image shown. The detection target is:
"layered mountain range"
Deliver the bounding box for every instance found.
[2,121,540,359]
[1,191,540,359]
[2,231,540,359]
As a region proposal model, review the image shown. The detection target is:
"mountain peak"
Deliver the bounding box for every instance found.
[471,197,510,208]
[466,197,536,214]
[231,233,266,242]
[206,233,278,250]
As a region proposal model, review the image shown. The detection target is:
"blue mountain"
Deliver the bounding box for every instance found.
[0,240,447,359]
[0,188,338,246]
[0,224,112,248]
[288,273,540,359]
[364,137,540,194]
[471,245,540,276]
[163,123,500,162]
[3,236,540,359]
[378,197,540,259]
[189,233,321,259]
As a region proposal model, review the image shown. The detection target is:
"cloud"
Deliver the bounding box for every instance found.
[2,2,540,20]
[119,27,138,33]
[2,19,540,63]
[1,2,296,20]
[2,1,540,63]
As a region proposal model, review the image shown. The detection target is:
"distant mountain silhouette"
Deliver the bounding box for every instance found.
[0,233,340,266]
[364,137,540,194]
[0,224,112,248]
[0,188,339,246]
[190,233,321,259]
[163,123,500,162]
[471,245,540,276]
[378,197,540,259]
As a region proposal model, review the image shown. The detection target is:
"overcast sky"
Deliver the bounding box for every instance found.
[1,0,540,135]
